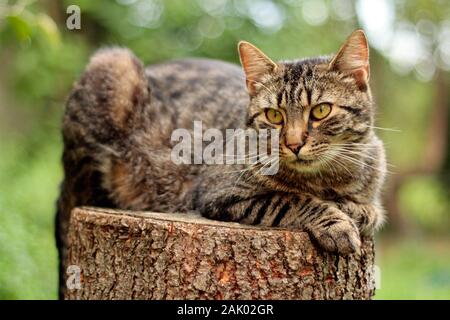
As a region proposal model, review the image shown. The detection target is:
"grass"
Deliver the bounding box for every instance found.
[0,137,449,300]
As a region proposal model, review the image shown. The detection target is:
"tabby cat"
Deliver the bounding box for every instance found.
[57,30,386,291]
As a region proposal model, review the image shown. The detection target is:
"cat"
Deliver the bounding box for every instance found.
[57,30,386,293]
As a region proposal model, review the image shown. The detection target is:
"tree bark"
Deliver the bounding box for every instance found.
[63,207,376,300]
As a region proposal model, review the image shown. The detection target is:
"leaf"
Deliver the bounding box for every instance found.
[35,13,61,47]
[7,15,32,41]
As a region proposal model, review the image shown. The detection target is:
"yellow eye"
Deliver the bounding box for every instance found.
[311,103,332,120]
[265,108,283,125]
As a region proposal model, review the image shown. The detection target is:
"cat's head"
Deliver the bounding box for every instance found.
[239,30,374,173]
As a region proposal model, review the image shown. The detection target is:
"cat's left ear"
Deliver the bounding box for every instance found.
[329,29,370,90]
[238,41,278,96]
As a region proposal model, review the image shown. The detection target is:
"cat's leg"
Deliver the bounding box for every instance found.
[99,145,193,213]
[275,197,361,255]
[336,201,385,236]
[194,179,361,255]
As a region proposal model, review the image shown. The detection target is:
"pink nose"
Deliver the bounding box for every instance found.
[286,130,308,154]
[286,141,305,154]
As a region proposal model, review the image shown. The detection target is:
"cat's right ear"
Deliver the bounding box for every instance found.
[238,41,277,96]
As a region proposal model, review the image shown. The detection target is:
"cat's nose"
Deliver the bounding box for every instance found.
[286,130,308,154]
[286,141,305,154]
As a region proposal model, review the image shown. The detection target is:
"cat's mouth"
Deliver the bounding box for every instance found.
[279,147,323,171]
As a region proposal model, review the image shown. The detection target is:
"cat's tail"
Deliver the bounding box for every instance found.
[57,48,150,298]
[63,47,150,143]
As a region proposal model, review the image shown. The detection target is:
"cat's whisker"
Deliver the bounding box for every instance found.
[330,146,396,169]
[224,153,276,176]
[321,153,354,178]
[317,154,338,177]
[222,161,263,174]
[222,148,272,158]
[315,157,325,180]
[256,157,279,176]
[336,158,356,178]
[367,126,401,132]
[316,156,330,178]
[232,166,252,189]
[326,156,344,178]
[232,155,279,189]
[333,146,375,152]
[330,145,383,160]
[331,146,381,160]
[339,151,395,169]
[333,152,378,169]
[331,143,377,149]
[316,152,336,173]
[222,154,263,162]
[333,151,394,174]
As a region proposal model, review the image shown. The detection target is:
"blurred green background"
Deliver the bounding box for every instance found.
[0,0,449,300]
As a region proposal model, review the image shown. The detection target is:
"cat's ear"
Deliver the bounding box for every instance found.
[329,29,370,90]
[238,41,278,96]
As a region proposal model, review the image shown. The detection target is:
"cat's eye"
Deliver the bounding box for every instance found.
[311,103,332,121]
[265,108,284,125]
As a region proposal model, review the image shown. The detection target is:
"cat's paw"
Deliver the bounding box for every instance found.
[310,217,361,255]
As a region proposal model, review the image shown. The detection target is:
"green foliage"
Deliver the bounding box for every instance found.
[0,138,60,299]
[1,1,60,47]
[376,237,450,300]
[399,176,450,232]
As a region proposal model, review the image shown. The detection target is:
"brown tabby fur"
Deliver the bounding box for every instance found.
[57,30,386,295]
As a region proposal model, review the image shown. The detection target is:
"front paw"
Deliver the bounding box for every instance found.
[310,217,361,255]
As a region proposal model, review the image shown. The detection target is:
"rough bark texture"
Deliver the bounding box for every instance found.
[63,207,375,300]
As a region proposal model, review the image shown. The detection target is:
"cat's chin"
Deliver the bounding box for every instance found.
[284,158,322,173]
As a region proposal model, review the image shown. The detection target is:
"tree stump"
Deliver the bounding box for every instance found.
[63,207,376,300]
